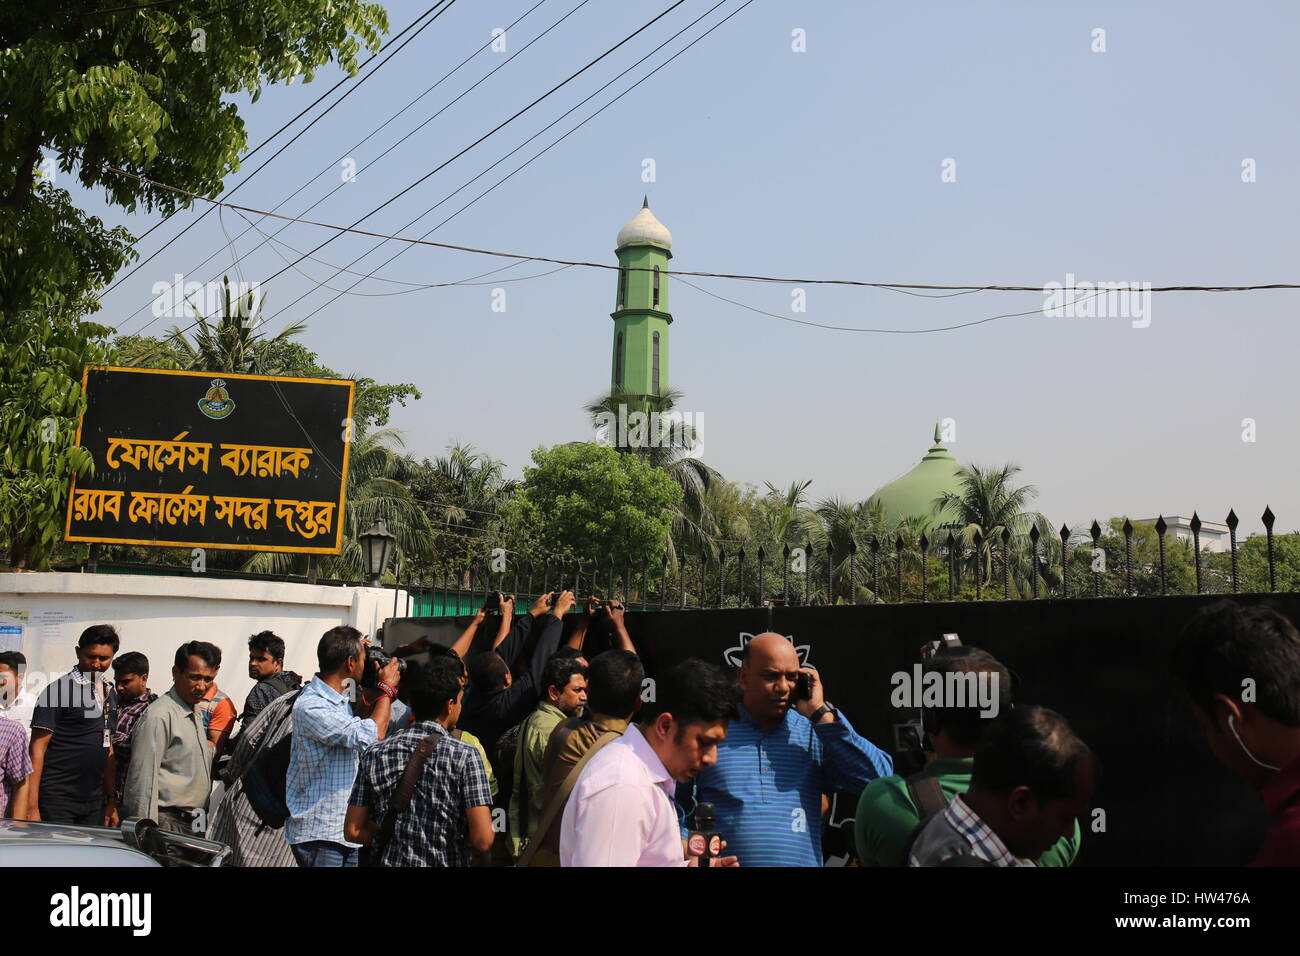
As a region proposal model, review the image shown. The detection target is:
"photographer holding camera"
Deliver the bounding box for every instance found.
[286,627,401,867]
[461,590,576,774]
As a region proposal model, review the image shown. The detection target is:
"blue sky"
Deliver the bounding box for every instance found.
[74,0,1300,536]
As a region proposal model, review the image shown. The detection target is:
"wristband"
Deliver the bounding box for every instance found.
[376,680,397,700]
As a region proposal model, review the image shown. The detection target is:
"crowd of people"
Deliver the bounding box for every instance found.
[0,594,1297,867]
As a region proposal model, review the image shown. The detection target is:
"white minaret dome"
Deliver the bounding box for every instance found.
[615,196,672,251]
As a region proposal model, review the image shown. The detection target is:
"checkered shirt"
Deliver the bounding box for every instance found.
[349,719,493,867]
[285,676,378,847]
[111,691,157,801]
[932,793,1035,867]
[0,716,33,817]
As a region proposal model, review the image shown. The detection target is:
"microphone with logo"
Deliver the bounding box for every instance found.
[687,803,723,867]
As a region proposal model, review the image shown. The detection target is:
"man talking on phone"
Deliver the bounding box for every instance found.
[676,632,892,866]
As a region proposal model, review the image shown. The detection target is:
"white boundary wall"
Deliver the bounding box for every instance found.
[0,572,406,710]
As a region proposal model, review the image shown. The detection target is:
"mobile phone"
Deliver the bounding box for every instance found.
[794,671,813,701]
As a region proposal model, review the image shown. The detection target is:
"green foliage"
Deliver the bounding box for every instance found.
[0,314,110,568]
[114,322,420,433]
[503,443,681,566]
[2,2,389,326]
[407,444,517,581]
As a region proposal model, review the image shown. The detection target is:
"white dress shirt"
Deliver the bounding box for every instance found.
[560,724,686,867]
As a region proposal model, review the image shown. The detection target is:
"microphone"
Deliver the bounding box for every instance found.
[687,802,721,867]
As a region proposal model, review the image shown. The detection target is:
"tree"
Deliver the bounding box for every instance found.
[586,387,720,563]
[503,443,681,568]
[116,276,307,374]
[408,444,517,583]
[241,425,433,582]
[1234,532,1300,593]
[935,463,1046,595]
[2,2,388,327]
[115,327,420,432]
[0,314,108,568]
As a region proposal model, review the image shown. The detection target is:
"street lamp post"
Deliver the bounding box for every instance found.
[358,519,396,587]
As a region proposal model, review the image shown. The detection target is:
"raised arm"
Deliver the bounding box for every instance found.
[489,597,517,652]
[526,592,574,688]
[605,602,637,655]
[566,597,602,655]
[450,605,489,659]
[495,594,547,663]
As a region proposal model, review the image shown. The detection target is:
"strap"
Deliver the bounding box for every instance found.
[516,731,619,867]
[906,771,949,824]
[371,733,442,863]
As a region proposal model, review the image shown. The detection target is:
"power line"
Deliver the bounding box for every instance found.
[122,0,591,329]
[674,275,1111,334]
[72,0,252,18]
[284,0,744,327]
[245,212,572,294]
[103,164,1300,298]
[99,0,455,303]
[108,0,695,348]
[112,0,559,333]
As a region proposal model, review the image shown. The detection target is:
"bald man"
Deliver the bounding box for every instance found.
[675,632,892,866]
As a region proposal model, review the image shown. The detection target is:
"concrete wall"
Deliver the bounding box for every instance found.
[0,572,406,714]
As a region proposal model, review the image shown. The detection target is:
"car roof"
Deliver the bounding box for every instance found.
[0,819,144,850]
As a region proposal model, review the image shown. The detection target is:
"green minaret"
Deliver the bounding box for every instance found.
[611,197,672,398]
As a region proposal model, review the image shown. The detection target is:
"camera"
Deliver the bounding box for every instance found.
[919,632,961,661]
[362,643,405,687]
[483,592,515,612]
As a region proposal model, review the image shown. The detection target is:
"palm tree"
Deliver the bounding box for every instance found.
[415,443,517,583]
[118,275,306,374]
[585,386,721,564]
[934,463,1046,595]
[243,426,433,581]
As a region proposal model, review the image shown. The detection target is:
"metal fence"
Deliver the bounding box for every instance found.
[403,508,1292,615]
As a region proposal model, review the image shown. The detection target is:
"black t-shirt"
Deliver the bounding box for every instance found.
[31,670,118,804]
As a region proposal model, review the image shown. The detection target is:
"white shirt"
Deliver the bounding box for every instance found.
[0,691,36,740]
[559,724,686,867]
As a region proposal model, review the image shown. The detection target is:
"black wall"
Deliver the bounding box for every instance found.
[385,593,1294,866]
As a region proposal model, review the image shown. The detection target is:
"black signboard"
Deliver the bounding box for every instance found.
[64,367,354,554]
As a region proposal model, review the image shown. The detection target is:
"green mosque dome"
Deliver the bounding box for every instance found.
[867,425,963,530]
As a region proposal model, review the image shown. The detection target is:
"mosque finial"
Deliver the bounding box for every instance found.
[933,422,942,444]
[642,195,649,209]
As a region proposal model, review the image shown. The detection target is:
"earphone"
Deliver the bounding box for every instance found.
[1228,714,1281,772]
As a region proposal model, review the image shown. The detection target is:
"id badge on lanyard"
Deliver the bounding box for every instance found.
[96,680,110,748]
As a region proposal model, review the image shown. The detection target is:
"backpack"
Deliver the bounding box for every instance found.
[899,771,995,867]
[239,689,304,830]
[899,770,952,865]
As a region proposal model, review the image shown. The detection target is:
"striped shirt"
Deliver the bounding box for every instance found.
[676,704,892,867]
[908,793,1035,867]
[0,716,32,817]
[348,719,493,867]
[286,676,378,847]
[209,690,300,867]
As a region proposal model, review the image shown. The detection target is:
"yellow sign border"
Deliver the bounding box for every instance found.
[64,366,355,555]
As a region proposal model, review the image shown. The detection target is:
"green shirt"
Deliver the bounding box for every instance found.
[121,688,213,821]
[853,756,1081,867]
[507,701,566,850]
[458,729,497,797]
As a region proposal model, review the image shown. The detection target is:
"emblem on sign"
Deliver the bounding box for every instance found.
[197,379,235,420]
